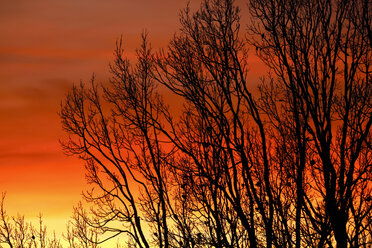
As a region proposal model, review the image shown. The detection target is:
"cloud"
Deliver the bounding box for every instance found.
[0,149,58,160]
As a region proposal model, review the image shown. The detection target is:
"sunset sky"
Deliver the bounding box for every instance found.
[0,0,263,244]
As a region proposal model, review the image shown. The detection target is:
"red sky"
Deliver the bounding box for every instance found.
[0,0,264,244]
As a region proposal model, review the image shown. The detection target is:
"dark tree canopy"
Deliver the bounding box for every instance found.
[59,0,371,247]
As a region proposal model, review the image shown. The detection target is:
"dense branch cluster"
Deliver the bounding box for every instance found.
[59,0,371,247]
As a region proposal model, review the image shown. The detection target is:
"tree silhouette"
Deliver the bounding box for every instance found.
[60,0,371,247]
[61,31,173,247]
[0,193,63,248]
[248,0,371,246]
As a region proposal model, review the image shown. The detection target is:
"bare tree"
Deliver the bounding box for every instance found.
[0,193,64,248]
[60,31,176,248]
[248,0,372,247]
[60,0,371,247]
[154,0,275,246]
[64,203,100,248]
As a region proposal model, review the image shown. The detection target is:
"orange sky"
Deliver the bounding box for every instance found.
[0,0,264,244]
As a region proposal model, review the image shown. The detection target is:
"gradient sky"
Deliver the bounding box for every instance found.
[0,0,264,244]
